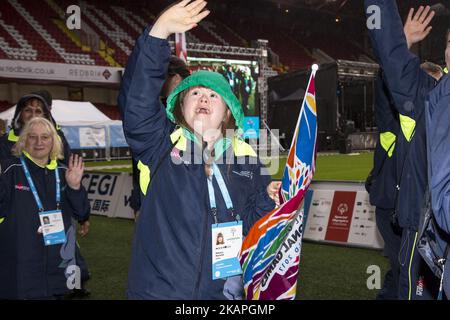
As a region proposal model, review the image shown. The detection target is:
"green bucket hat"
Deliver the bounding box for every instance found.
[166,71,244,131]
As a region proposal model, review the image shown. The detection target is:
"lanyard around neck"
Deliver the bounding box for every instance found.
[207,163,238,224]
[20,157,60,212]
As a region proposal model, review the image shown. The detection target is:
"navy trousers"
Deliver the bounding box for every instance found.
[397,227,439,299]
[375,207,401,299]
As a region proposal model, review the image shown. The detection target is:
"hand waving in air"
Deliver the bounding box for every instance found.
[404,6,435,49]
[65,154,84,190]
[150,0,210,39]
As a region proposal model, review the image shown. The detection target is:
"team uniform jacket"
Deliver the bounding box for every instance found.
[365,0,437,230]
[425,73,450,297]
[118,28,275,299]
[0,156,90,299]
[370,72,400,209]
[426,73,450,234]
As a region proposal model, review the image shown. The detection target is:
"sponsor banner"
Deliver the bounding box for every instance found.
[303,181,384,249]
[347,191,383,248]
[79,127,107,148]
[0,59,123,83]
[81,172,124,217]
[81,172,135,219]
[61,125,107,149]
[113,173,136,219]
[60,123,128,150]
[303,190,334,241]
[325,191,357,242]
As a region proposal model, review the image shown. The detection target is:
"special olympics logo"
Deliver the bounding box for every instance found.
[337,203,349,215]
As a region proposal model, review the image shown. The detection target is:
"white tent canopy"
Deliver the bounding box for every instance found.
[0,99,111,127]
[0,100,128,154]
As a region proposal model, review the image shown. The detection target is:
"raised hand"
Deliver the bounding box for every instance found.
[267,181,282,207]
[65,154,84,190]
[150,0,210,39]
[404,6,435,49]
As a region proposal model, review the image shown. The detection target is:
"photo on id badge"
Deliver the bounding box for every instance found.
[41,215,52,226]
[216,232,225,246]
[42,216,51,225]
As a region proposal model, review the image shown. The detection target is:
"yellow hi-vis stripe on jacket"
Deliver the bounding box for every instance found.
[399,114,416,142]
[138,128,257,195]
[8,130,19,142]
[380,132,396,157]
[138,160,151,196]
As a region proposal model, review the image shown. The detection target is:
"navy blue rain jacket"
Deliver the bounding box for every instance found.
[370,72,400,209]
[426,74,450,234]
[0,156,90,299]
[425,73,450,297]
[365,0,437,229]
[118,28,275,299]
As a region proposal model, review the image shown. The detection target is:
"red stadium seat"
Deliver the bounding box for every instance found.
[0,0,370,71]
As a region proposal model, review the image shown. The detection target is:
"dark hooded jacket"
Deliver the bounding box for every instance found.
[0,92,71,165]
[365,0,437,230]
[118,28,275,299]
[0,155,90,299]
[424,73,450,298]
[369,71,400,209]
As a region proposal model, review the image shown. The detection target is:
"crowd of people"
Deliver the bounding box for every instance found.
[215,64,257,115]
[0,0,448,300]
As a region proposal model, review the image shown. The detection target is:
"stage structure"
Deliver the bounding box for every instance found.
[168,39,278,153]
[267,60,379,152]
[169,40,273,121]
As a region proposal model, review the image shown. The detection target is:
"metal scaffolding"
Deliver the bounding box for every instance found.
[169,40,273,129]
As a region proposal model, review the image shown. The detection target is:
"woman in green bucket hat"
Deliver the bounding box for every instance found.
[118,0,280,300]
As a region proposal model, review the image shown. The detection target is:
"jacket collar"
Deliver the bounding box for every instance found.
[169,127,257,159]
[8,129,19,142]
[22,151,58,170]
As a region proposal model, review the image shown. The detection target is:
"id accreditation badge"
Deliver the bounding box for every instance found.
[39,210,66,246]
[211,221,243,280]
